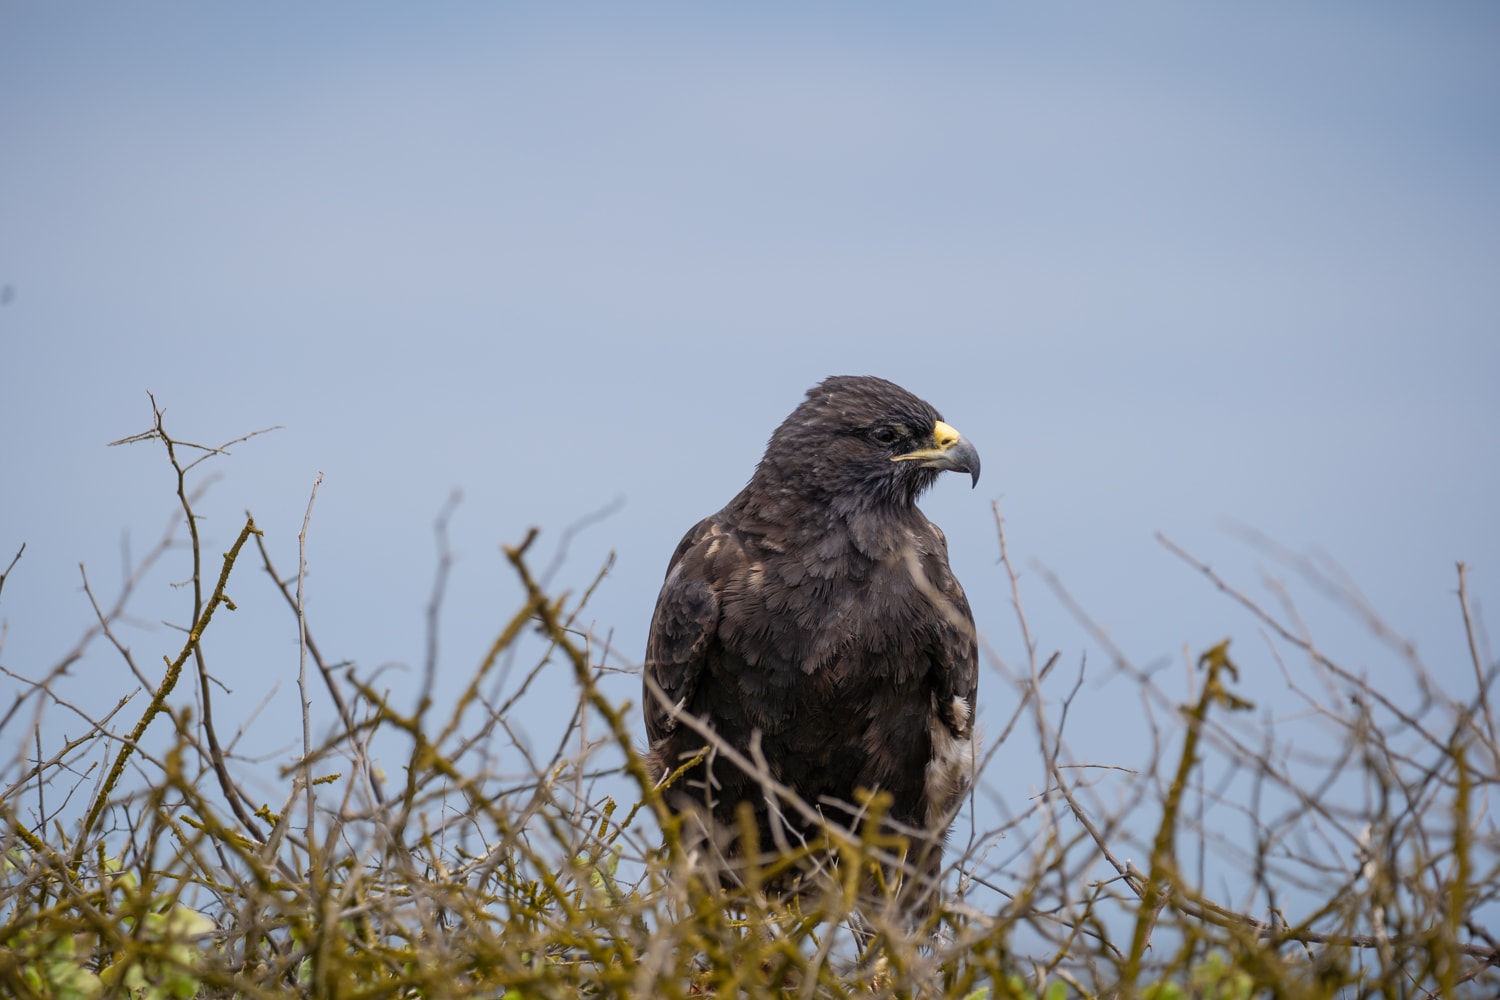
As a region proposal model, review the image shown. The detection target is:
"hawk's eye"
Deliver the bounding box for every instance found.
[869,426,900,446]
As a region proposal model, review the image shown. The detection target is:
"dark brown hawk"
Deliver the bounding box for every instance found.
[643,375,980,907]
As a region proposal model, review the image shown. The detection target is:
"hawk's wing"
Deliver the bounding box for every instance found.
[643,517,726,746]
[924,523,979,737]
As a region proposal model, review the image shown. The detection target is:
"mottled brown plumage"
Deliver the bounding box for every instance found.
[643,375,980,907]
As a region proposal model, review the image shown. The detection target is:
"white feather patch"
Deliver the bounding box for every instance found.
[925,696,977,829]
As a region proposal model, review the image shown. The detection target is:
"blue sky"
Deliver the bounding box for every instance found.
[3,3,1497,905]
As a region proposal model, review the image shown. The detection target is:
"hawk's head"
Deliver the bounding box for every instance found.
[754,375,981,513]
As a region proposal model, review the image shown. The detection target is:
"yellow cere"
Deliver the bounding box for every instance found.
[932,421,961,450]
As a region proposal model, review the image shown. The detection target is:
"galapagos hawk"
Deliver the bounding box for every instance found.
[643,375,980,908]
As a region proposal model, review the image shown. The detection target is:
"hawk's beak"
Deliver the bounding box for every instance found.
[891,420,981,487]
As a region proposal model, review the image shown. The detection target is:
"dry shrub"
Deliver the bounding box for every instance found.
[1,402,1495,998]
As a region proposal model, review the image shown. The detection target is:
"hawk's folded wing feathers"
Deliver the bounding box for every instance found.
[643,517,723,745]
